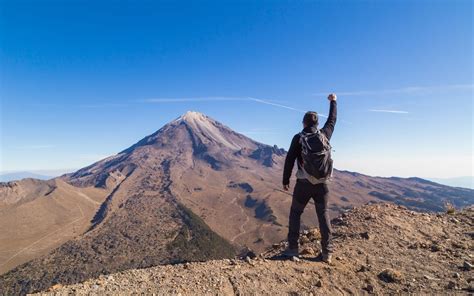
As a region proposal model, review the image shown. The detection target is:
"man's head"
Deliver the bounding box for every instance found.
[303,111,318,128]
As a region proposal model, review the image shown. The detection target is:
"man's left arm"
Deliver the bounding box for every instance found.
[282,134,300,190]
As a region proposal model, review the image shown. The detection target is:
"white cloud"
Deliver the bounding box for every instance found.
[78,103,128,108]
[14,145,55,149]
[144,97,249,103]
[313,83,474,97]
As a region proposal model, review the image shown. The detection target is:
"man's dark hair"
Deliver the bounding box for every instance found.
[303,111,318,127]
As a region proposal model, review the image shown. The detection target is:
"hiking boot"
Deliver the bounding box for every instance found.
[322,252,333,264]
[282,247,299,258]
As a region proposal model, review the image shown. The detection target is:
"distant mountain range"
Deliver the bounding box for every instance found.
[0,172,53,182]
[3,171,472,189]
[1,111,473,295]
[0,169,75,182]
[428,176,474,189]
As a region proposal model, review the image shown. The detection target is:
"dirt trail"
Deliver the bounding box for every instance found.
[75,191,101,205]
[229,193,251,243]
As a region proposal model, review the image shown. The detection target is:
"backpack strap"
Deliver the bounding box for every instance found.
[299,132,312,154]
[299,130,332,155]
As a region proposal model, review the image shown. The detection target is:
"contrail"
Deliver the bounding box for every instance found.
[249,97,328,118]
[313,83,473,97]
[249,98,305,113]
[368,109,409,114]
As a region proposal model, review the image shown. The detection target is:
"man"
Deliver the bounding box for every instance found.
[282,93,337,263]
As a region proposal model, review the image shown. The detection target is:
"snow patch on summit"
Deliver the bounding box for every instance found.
[179,111,242,150]
[180,111,205,121]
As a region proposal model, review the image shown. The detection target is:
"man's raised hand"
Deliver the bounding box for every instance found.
[328,93,337,101]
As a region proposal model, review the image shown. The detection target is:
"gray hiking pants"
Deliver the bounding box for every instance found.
[287,179,333,254]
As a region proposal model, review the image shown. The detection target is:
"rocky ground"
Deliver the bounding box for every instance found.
[34,203,473,295]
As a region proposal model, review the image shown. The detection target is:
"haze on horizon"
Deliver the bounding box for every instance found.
[0,1,472,179]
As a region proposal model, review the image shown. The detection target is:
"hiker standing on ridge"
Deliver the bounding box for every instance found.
[282,93,337,263]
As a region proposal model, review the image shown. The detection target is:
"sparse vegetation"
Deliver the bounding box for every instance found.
[244,195,258,207]
[228,182,254,193]
[445,202,456,214]
[340,196,349,202]
[167,204,236,262]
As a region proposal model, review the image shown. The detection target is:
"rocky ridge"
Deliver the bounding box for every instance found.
[35,203,474,295]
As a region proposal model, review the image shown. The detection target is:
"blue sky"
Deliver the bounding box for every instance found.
[0,0,472,178]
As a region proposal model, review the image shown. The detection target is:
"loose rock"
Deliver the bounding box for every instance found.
[291,256,301,262]
[463,261,473,271]
[378,269,403,283]
[364,284,375,293]
[360,232,370,240]
[300,247,316,256]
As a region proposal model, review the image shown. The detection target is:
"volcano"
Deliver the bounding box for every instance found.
[1,111,473,295]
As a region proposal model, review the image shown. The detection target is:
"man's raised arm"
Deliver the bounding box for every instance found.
[322,93,337,140]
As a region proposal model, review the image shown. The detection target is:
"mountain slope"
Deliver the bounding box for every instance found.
[0,179,108,274]
[35,204,474,295]
[1,111,473,295]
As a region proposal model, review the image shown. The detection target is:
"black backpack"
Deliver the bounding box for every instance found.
[299,130,333,179]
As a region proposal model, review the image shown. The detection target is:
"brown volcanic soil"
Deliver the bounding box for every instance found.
[35,204,474,295]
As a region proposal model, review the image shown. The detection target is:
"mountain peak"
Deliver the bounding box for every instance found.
[179,111,208,122]
[176,111,250,151]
